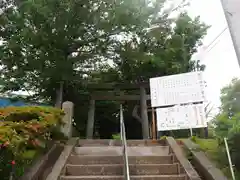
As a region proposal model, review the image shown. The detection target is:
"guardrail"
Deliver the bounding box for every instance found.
[120,104,130,180]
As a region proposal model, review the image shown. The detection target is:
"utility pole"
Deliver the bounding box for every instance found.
[220,0,240,66]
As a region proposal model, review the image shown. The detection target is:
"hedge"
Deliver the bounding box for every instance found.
[0,106,65,179]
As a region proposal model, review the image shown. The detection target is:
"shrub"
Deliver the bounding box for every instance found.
[0,106,65,179]
[160,135,167,140]
[112,133,121,140]
[190,135,197,142]
[214,112,240,173]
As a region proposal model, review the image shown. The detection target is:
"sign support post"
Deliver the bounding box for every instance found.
[190,128,193,137]
[188,103,193,137]
[151,108,157,140]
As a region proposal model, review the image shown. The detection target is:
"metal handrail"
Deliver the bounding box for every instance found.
[120,104,130,180]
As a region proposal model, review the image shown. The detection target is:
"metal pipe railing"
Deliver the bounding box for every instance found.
[120,104,130,180]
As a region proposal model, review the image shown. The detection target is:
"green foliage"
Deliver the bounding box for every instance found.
[165,128,207,139]
[0,106,65,179]
[193,137,238,178]
[0,0,175,99]
[0,0,209,139]
[190,136,197,143]
[194,138,218,154]
[220,78,240,114]
[112,12,208,83]
[112,133,121,140]
[185,78,240,178]
[0,0,208,96]
[192,137,224,171]
[214,113,234,143]
[0,106,65,150]
[213,78,240,175]
[215,116,240,172]
[186,150,193,161]
[206,122,215,138]
[160,136,167,140]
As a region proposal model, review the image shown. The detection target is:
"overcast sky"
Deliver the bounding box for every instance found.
[186,0,240,114]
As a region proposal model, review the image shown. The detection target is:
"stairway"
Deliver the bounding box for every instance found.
[58,139,190,180]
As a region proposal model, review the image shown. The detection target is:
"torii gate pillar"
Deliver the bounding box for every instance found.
[86,99,95,139]
[140,86,150,139]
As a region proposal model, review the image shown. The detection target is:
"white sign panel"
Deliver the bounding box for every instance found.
[150,71,206,107]
[156,104,207,131]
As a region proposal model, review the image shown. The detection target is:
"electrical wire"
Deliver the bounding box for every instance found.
[196,26,228,61]
[205,27,228,51]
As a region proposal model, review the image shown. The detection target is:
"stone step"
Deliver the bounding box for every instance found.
[74,146,169,156]
[65,164,179,176]
[60,175,186,180]
[68,155,173,165]
[78,140,165,147]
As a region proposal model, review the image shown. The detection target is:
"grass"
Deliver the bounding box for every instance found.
[179,137,221,166]
[21,150,38,159]
[194,138,219,161]
[112,133,121,140]
[193,138,240,179]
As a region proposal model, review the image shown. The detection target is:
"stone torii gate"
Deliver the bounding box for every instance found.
[85,82,156,139]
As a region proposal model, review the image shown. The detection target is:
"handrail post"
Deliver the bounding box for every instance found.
[224,137,235,180]
[120,104,130,180]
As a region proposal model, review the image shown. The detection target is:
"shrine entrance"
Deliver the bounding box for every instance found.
[85,82,157,140]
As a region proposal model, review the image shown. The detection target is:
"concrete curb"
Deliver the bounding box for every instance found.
[46,138,78,180]
[19,142,64,180]
[182,139,228,180]
[166,137,201,180]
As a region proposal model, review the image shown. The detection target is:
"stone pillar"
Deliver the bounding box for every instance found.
[61,101,74,138]
[86,99,95,139]
[140,86,149,139]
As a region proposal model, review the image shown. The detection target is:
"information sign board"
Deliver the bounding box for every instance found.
[150,72,206,107]
[156,103,207,131]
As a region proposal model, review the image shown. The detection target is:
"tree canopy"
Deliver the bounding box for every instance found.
[0,0,208,102]
[220,78,240,116]
[0,0,209,137]
[213,78,240,174]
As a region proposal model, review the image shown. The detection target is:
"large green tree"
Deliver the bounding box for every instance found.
[0,0,209,137]
[113,12,207,83]
[213,78,240,174]
[0,0,162,103]
[0,0,207,101]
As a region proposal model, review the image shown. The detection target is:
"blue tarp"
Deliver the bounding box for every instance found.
[0,98,38,107]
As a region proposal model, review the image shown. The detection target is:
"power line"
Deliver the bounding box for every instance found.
[204,26,228,52]
[205,39,221,54]
[196,26,228,61]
